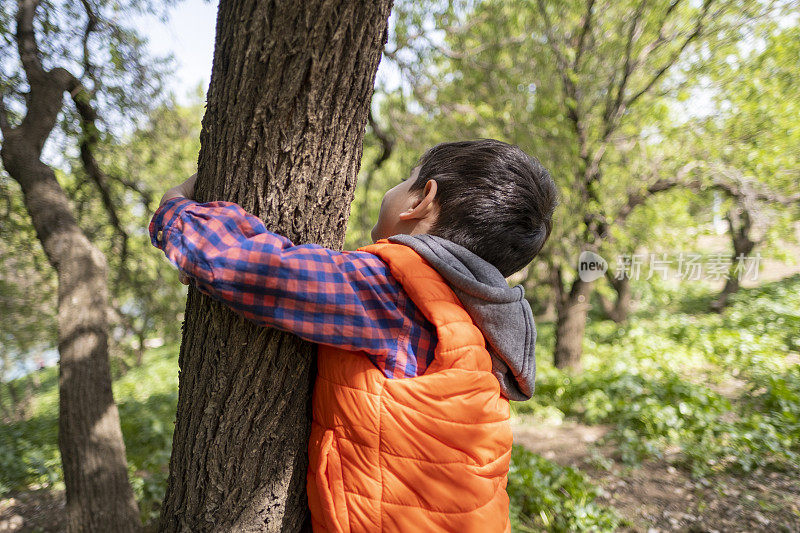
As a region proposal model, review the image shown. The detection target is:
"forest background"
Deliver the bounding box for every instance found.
[1,0,799,531]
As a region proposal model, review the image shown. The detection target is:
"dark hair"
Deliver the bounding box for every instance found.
[409,139,557,277]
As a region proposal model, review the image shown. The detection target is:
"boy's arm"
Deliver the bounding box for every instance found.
[149,196,415,373]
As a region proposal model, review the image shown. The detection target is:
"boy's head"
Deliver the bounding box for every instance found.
[371,139,558,277]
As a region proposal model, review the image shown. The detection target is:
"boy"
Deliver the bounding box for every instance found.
[149,138,557,532]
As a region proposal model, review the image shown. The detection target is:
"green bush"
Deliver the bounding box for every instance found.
[0,415,60,494]
[0,344,179,524]
[508,445,621,532]
[517,274,800,477]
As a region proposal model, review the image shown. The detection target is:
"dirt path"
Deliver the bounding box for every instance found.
[513,416,800,532]
[0,489,64,532]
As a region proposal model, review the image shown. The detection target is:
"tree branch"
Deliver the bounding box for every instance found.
[108,171,155,207]
[551,262,566,307]
[534,0,570,73]
[616,159,799,227]
[60,70,130,269]
[602,0,647,136]
[615,161,702,222]
[79,0,100,91]
[535,0,581,120]
[572,0,596,70]
[16,0,45,82]
[628,0,687,73]
[709,166,800,206]
[421,33,529,61]
[625,0,714,109]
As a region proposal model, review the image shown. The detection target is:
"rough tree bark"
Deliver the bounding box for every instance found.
[158,1,393,531]
[0,3,140,531]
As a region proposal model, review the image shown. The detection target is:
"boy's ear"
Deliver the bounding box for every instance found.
[399,179,438,220]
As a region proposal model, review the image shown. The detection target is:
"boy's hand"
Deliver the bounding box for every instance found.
[158,173,197,285]
[159,173,197,208]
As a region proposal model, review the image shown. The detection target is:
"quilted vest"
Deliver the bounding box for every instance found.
[306,239,513,532]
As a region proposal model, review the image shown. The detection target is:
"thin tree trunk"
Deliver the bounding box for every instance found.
[713,271,740,312]
[4,378,31,421]
[135,328,146,367]
[0,386,12,423]
[554,278,593,370]
[1,93,140,533]
[158,1,393,530]
[0,3,140,530]
[524,262,556,321]
[712,205,757,312]
[599,272,632,323]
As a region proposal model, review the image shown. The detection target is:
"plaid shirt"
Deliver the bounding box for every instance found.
[148,196,437,378]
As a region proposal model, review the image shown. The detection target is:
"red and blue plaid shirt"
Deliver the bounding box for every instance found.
[148,196,437,379]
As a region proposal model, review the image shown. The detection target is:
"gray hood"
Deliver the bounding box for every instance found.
[387,233,536,401]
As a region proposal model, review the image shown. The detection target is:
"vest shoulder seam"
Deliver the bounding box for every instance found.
[316,374,382,396]
[438,342,482,354]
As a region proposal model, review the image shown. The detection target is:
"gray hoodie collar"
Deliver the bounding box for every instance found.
[387,233,536,401]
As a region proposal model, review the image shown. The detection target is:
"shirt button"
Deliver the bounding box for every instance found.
[157,230,163,242]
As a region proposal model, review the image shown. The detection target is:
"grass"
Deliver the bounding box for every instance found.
[508,445,622,532]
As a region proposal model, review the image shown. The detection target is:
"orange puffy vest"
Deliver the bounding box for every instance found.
[306,239,513,532]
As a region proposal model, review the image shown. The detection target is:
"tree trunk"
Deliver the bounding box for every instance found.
[712,204,757,312]
[1,82,140,531]
[599,273,632,323]
[135,328,146,367]
[158,1,393,531]
[713,272,740,312]
[554,278,593,370]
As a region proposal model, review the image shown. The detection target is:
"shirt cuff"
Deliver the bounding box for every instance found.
[148,196,198,249]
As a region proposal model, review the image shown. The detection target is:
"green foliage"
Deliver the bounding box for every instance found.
[3,275,799,528]
[0,345,179,524]
[508,445,621,532]
[725,276,800,355]
[0,413,60,494]
[0,173,58,376]
[517,275,800,478]
[91,94,205,351]
[534,369,731,470]
[1,94,204,383]
[2,2,799,529]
